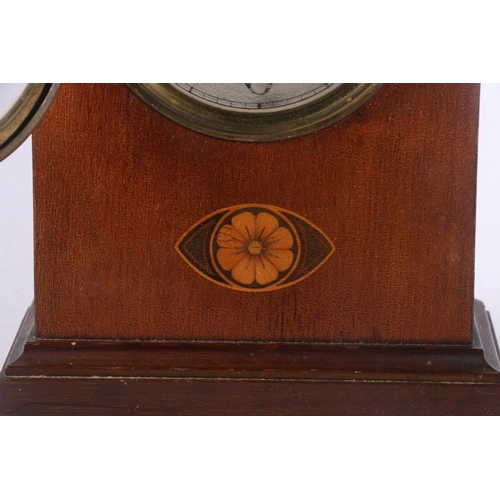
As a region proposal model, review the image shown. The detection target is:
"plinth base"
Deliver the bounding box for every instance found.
[1,301,499,415]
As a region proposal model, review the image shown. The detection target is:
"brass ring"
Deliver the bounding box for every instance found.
[128,83,383,142]
[0,83,60,162]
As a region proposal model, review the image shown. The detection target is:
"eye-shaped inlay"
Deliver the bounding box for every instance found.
[175,205,335,292]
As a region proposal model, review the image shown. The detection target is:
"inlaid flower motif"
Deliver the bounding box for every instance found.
[216,211,294,285]
[175,204,334,292]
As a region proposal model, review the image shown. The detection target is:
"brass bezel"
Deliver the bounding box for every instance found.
[128,83,383,142]
[0,83,60,162]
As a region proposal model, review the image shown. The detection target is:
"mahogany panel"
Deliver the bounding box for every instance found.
[32,84,478,344]
[2,378,500,416]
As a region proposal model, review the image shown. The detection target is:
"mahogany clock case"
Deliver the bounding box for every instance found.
[2,83,498,416]
[32,83,476,346]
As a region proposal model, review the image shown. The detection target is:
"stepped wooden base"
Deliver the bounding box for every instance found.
[1,302,499,415]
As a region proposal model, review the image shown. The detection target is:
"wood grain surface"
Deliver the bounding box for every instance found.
[2,309,500,416]
[3,377,500,416]
[32,84,479,344]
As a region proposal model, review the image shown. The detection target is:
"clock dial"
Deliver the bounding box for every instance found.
[173,83,343,112]
[128,83,382,142]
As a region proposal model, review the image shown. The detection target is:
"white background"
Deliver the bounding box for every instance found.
[1,84,499,366]
[1,3,500,499]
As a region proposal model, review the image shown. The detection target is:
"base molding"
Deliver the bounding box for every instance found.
[1,301,499,415]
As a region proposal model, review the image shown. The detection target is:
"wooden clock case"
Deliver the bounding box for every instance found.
[1,83,499,415]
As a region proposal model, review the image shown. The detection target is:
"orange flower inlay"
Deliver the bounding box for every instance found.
[216,211,294,285]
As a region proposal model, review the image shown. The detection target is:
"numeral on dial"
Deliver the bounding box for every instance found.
[245,83,273,95]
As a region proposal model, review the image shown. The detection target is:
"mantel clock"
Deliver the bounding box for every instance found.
[0,83,498,415]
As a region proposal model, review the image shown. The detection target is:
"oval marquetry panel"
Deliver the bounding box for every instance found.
[175,204,335,292]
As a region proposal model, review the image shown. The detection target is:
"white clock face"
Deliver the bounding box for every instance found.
[174,83,343,112]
